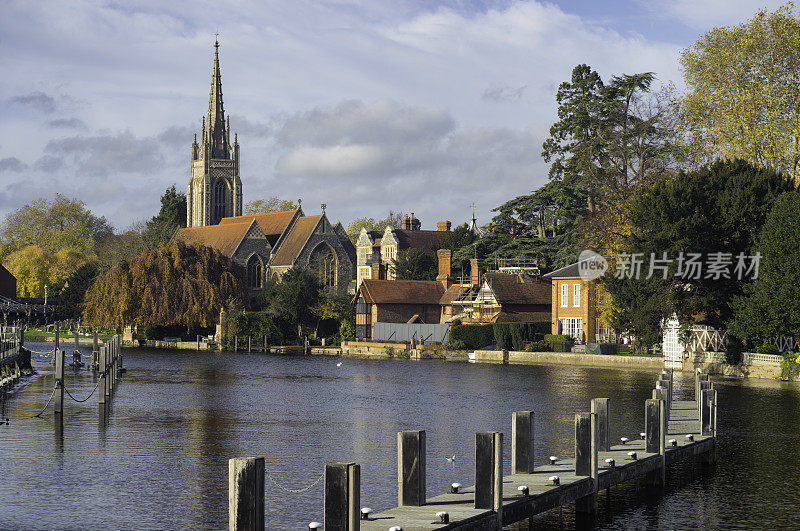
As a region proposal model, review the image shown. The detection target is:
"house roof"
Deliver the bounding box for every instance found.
[219,209,298,238]
[270,215,323,266]
[393,229,446,252]
[359,279,445,305]
[484,272,551,305]
[173,221,256,257]
[439,284,475,305]
[543,260,586,279]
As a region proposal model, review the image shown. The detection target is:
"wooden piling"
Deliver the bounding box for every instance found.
[512,411,535,474]
[474,431,502,527]
[645,398,666,487]
[575,412,598,514]
[325,462,360,531]
[397,430,426,506]
[591,398,610,452]
[701,388,714,437]
[234,336,238,353]
[54,349,64,414]
[248,336,251,353]
[228,457,265,531]
[98,346,106,404]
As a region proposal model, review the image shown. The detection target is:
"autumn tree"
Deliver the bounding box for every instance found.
[82,241,244,329]
[0,195,111,296]
[677,4,800,180]
[244,197,297,215]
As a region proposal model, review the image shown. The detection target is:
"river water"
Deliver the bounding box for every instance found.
[1,343,799,529]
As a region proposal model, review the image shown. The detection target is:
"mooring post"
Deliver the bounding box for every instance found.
[397,430,426,506]
[474,431,503,526]
[54,349,64,414]
[98,345,106,405]
[248,336,251,353]
[591,399,610,452]
[696,373,709,402]
[54,322,59,364]
[701,388,715,436]
[654,384,670,423]
[645,398,666,486]
[263,335,267,353]
[512,411,535,474]
[234,336,238,353]
[92,329,99,370]
[228,457,265,531]
[575,412,598,514]
[324,462,360,531]
[698,380,712,417]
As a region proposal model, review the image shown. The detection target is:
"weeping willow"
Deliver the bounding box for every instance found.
[82,241,244,328]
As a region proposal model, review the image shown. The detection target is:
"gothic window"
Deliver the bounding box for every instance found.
[214,180,227,222]
[247,255,263,289]
[309,243,337,288]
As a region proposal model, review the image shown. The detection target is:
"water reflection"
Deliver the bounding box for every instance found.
[1,344,799,528]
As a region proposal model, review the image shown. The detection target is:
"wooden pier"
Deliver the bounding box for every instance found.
[226,369,718,530]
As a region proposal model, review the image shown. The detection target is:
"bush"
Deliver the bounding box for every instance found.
[494,322,550,350]
[451,323,495,350]
[755,344,780,355]
[444,338,467,350]
[543,333,573,352]
[780,351,800,381]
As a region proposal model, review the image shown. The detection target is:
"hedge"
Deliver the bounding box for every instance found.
[451,321,551,350]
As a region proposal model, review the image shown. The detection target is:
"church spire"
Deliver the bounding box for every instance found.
[206,37,230,159]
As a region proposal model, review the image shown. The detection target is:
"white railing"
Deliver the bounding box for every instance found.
[743,352,783,365]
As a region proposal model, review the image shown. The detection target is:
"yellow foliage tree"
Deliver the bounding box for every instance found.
[82,241,245,329]
[677,3,800,180]
[244,197,297,215]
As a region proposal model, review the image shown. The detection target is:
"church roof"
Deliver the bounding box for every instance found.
[219,209,299,241]
[271,215,323,266]
[173,220,256,257]
[359,279,445,305]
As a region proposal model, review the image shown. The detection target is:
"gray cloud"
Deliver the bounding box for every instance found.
[44,130,164,177]
[33,155,64,172]
[9,91,57,113]
[0,157,27,173]
[482,84,526,103]
[157,125,194,148]
[48,117,88,129]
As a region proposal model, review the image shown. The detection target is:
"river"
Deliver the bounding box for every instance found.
[1,343,799,529]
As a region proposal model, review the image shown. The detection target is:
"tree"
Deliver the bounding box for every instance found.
[603,159,793,346]
[263,268,322,337]
[732,191,800,342]
[677,4,800,181]
[244,197,297,215]
[82,241,244,329]
[58,262,100,320]
[346,211,405,243]
[391,248,437,281]
[0,194,112,257]
[152,185,186,228]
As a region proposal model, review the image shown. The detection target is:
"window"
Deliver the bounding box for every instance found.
[247,255,263,289]
[561,284,568,307]
[573,283,581,307]
[559,317,583,341]
[310,243,337,288]
[213,180,227,222]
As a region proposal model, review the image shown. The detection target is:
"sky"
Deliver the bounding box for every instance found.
[0,0,785,232]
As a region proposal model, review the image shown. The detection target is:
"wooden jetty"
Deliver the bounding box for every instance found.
[0,326,30,392]
[227,368,718,530]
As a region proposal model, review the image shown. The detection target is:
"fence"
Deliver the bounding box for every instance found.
[371,322,449,344]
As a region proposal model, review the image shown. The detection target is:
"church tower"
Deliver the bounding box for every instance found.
[187,38,242,227]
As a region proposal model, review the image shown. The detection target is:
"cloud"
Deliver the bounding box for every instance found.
[482,84,526,103]
[43,130,164,177]
[0,157,27,173]
[643,0,786,30]
[9,91,57,113]
[48,117,87,129]
[33,155,64,172]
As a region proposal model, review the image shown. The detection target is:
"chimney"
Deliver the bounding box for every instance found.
[437,249,452,289]
[470,258,482,287]
[411,213,421,231]
[437,220,452,232]
[403,215,412,231]
[371,261,384,280]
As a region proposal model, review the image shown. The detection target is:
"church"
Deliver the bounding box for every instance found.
[173,40,356,298]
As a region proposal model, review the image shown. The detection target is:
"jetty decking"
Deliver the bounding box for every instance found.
[358,399,713,530]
